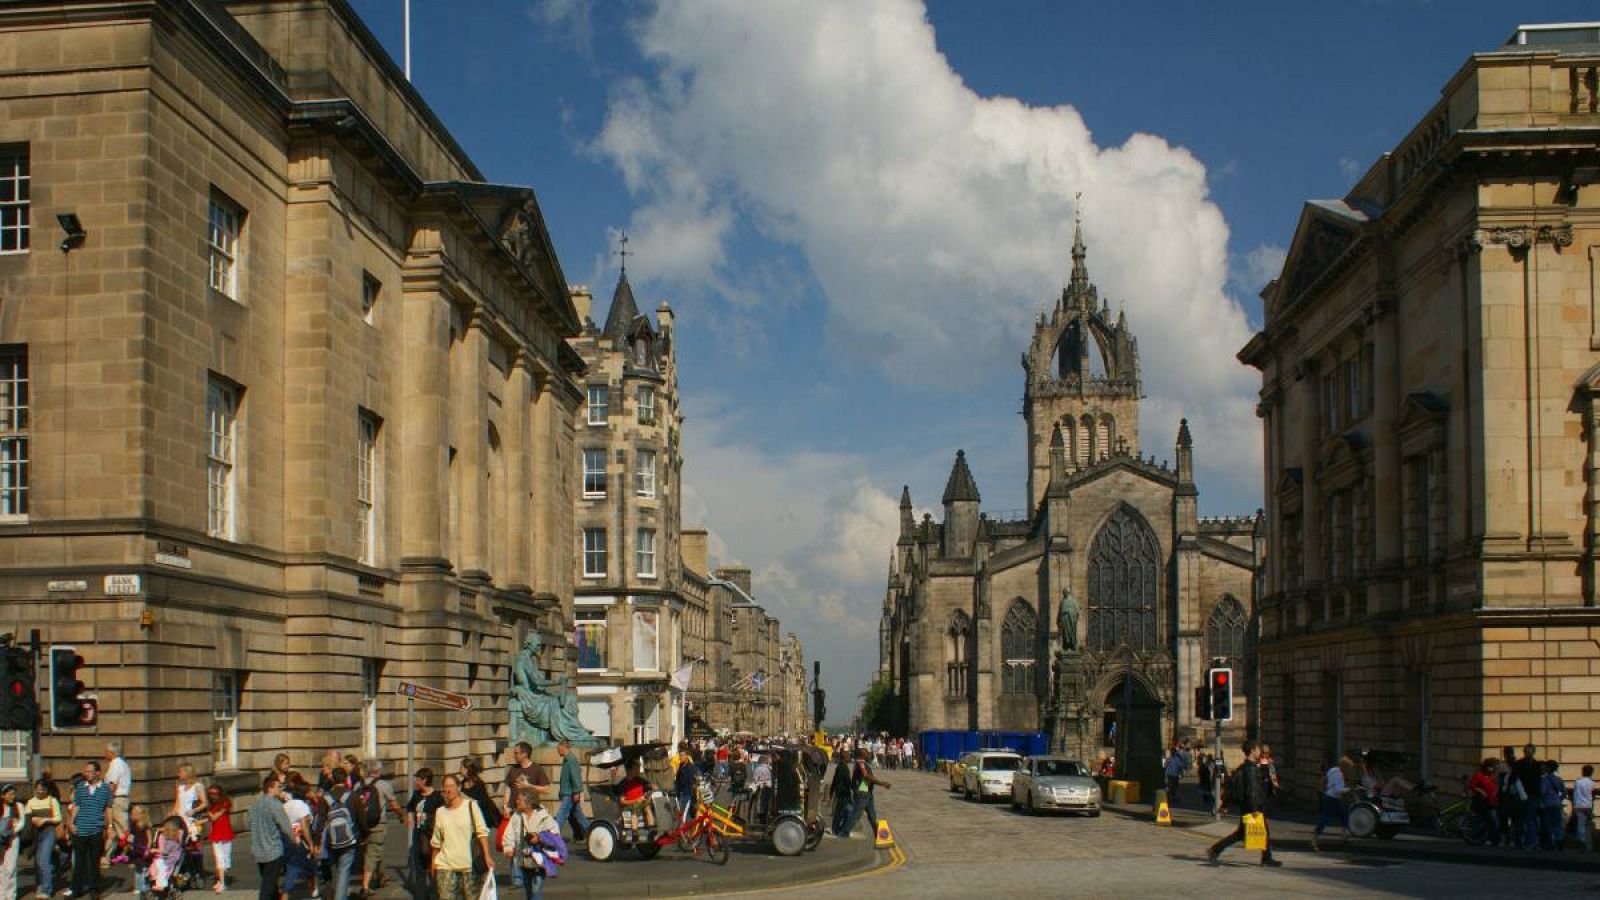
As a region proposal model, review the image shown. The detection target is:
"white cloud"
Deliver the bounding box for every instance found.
[1338,156,1363,181]
[529,0,594,55]
[1240,243,1287,295]
[595,0,1260,481]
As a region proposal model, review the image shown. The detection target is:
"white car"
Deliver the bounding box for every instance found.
[962,750,1023,802]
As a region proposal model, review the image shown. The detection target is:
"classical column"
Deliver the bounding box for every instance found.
[398,272,451,566]
[505,356,535,589]
[453,314,490,577]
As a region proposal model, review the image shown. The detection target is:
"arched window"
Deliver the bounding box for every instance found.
[1078,416,1093,466]
[1001,601,1037,694]
[1086,504,1161,651]
[1206,595,1247,666]
[946,611,970,696]
[1095,417,1111,463]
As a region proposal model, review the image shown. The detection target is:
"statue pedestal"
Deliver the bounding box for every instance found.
[1049,650,1093,759]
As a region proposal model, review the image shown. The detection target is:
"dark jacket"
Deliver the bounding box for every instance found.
[1231,760,1267,814]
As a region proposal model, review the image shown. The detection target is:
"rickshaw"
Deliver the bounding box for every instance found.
[584,743,742,864]
[727,743,826,856]
[1344,748,1440,839]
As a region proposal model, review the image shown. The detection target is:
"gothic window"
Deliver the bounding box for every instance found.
[1205,595,1247,667]
[1095,417,1111,462]
[1086,504,1161,652]
[1078,416,1092,466]
[1001,600,1037,694]
[946,611,970,696]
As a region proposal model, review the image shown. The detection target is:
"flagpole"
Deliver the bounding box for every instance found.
[403,0,411,80]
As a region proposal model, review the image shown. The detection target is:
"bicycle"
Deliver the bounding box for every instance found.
[1434,778,1493,845]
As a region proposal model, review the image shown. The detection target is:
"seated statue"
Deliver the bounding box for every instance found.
[510,632,600,746]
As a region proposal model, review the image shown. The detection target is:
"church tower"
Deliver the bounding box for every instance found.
[1023,216,1142,512]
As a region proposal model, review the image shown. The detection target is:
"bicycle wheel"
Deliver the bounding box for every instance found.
[701,826,731,865]
[1462,812,1491,846]
[1437,806,1464,837]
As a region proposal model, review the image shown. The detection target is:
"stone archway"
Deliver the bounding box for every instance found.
[1097,669,1164,794]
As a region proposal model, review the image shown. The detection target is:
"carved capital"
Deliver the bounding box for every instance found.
[1473,224,1573,253]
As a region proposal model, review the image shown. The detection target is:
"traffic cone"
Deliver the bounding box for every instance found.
[875,819,896,848]
[1156,799,1172,826]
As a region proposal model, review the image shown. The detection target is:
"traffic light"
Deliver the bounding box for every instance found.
[0,646,37,730]
[1209,667,1234,723]
[1194,683,1212,720]
[50,647,92,730]
[813,687,826,729]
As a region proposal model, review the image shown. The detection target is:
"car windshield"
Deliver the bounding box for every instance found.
[1035,760,1088,777]
[982,757,1021,771]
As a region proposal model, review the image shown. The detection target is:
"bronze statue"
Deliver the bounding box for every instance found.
[510,632,600,746]
[1057,587,1081,653]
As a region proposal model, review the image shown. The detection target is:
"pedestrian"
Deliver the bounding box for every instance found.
[0,783,23,900]
[500,789,565,900]
[203,784,234,893]
[149,816,184,895]
[323,767,365,900]
[406,769,443,900]
[100,745,131,859]
[502,744,551,814]
[430,775,490,900]
[281,776,319,899]
[554,740,590,842]
[674,749,703,823]
[319,750,342,794]
[828,752,853,837]
[272,754,297,788]
[66,760,114,898]
[1568,762,1593,845]
[247,774,293,900]
[1468,757,1500,846]
[27,777,62,898]
[1206,740,1281,868]
[1310,755,1350,851]
[1537,761,1566,851]
[458,759,500,832]
[1163,744,1185,806]
[1513,744,1542,849]
[120,806,153,897]
[1496,746,1521,847]
[842,748,891,839]
[171,763,206,843]
[362,757,404,896]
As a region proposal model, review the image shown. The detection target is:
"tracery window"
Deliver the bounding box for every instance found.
[1086,504,1160,651]
[946,610,970,697]
[1206,595,1247,667]
[1001,601,1037,694]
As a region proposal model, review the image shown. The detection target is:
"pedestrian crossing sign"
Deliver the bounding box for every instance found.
[875,819,896,848]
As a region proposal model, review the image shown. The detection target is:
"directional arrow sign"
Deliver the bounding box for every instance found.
[395,681,472,712]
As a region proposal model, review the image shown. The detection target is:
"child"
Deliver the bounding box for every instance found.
[150,817,184,893]
[121,806,155,896]
[203,785,234,893]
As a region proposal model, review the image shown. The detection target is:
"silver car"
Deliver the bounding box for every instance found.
[1010,757,1102,816]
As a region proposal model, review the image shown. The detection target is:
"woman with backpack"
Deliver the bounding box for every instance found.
[321,768,363,900]
[499,789,565,900]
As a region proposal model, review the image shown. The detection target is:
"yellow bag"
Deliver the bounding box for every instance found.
[1243,812,1268,850]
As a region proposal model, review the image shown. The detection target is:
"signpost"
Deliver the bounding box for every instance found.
[395,680,472,846]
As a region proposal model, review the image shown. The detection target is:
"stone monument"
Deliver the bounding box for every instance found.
[509,632,601,747]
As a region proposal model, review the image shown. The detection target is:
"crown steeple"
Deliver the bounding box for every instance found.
[942,450,981,505]
[601,270,641,342]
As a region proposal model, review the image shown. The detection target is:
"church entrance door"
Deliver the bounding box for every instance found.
[1104,674,1162,797]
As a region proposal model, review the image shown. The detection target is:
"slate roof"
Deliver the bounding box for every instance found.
[601,271,641,342]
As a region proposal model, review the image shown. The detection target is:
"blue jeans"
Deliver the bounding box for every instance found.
[332,846,358,900]
[1523,805,1541,849]
[1313,794,1347,836]
[513,866,545,900]
[34,828,56,896]
[843,792,877,838]
[1540,806,1564,850]
[556,794,590,841]
[1575,808,1592,850]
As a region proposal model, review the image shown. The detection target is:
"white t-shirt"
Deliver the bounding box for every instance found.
[1323,766,1347,798]
[283,797,312,841]
[1574,777,1594,810]
[106,757,133,798]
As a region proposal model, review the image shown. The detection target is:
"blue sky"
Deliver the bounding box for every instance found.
[349,0,1596,721]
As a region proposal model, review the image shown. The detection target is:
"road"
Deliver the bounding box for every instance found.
[704,769,1596,899]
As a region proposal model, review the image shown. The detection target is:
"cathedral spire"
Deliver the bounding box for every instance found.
[1069,205,1090,299]
[899,484,915,540]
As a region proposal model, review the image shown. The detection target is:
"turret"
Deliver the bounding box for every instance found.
[1176,418,1194,484]
[898,485,915,542]
[941,450,981,559]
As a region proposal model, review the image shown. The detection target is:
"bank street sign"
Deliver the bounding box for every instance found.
[395,681,472,712]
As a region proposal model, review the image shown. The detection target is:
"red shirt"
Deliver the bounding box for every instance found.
[620,776,648,804]
[206,799,234,842]
[1468,771,1498,807]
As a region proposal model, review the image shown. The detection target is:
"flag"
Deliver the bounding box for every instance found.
[670,662,694,691]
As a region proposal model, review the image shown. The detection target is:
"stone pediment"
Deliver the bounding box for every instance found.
[1398,391,1448,454]
[1318,430,1371,487]
[1277,200,1367,307]
[1274,467,1303,497]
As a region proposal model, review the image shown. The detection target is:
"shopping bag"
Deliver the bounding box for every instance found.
[477,870,498,900]
[1243,812,1267,850]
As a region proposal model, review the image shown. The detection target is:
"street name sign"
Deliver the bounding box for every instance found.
[396,681,472,712]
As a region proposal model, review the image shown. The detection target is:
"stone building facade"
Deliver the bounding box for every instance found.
[881,226,1258,789]
[567,274,700,744]
[1238,22,1600,797]
[0,0,585,802]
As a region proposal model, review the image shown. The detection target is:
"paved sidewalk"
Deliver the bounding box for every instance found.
[21,807,882,899]
[1106,791,1600,873]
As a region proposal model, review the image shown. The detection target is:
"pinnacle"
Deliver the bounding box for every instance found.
[942,449,981,504]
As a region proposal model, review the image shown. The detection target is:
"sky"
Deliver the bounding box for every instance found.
[348,0,1597,724]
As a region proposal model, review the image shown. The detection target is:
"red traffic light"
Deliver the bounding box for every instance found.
[8,680,21,698]
[1214,671,1229,686]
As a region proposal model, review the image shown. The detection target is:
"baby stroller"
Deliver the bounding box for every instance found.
[148,817,211,900]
